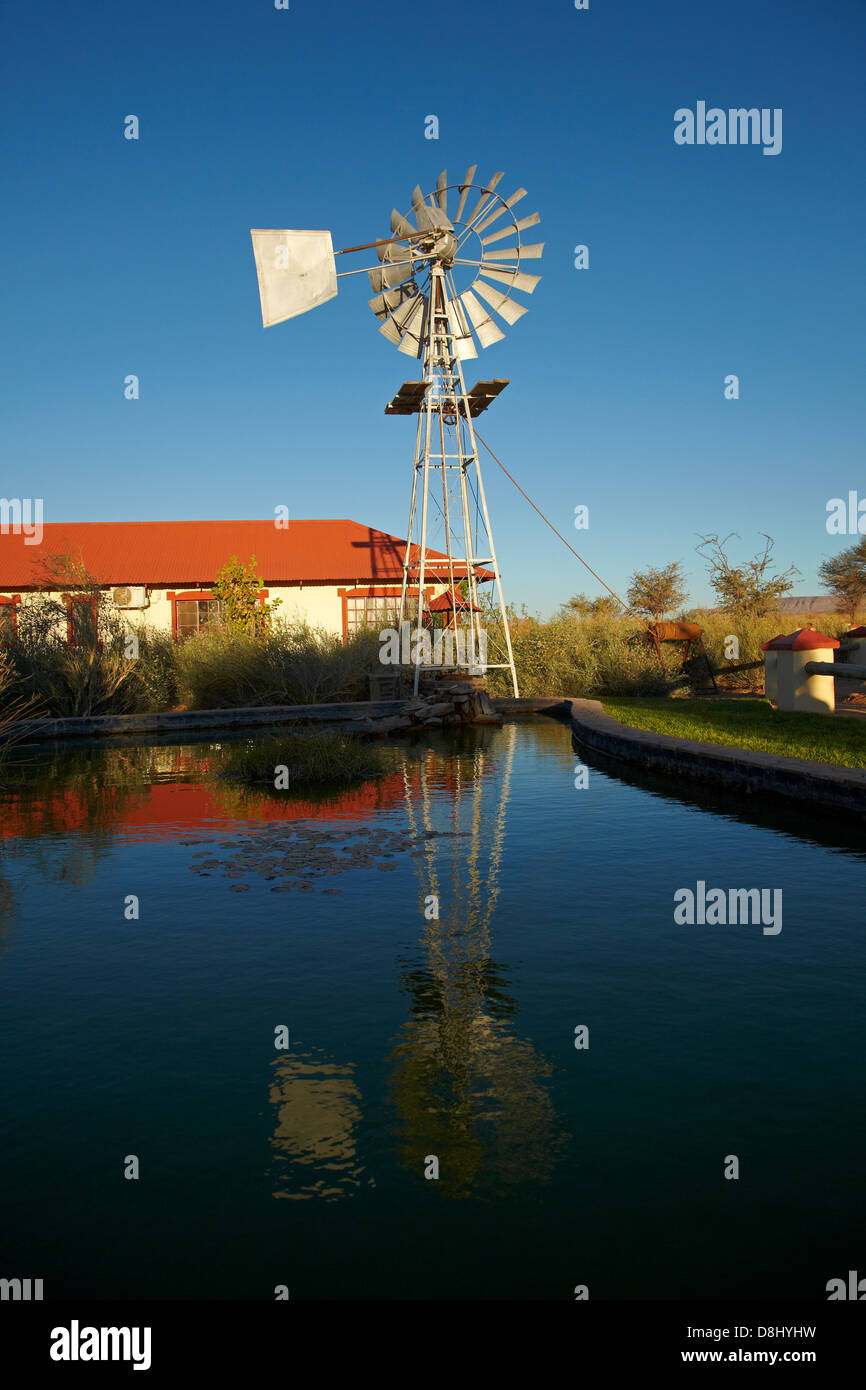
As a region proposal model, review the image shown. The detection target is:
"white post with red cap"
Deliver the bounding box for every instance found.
[762,628,840,713]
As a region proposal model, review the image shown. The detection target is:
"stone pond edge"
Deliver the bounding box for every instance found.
[560,697,866,815]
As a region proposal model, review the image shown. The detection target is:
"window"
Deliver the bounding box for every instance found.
[345,593,416,636]
[66,594,99,647]
[175,599,224,640]
[0,600,18,639]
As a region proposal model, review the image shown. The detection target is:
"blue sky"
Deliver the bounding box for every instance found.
[2,0,864,614]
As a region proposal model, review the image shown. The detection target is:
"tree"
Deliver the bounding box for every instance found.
[564,592,622,620]
[211,555,281,634]
[626,563,688,622]
[7,553,143,718]
[818,536,866,623]
[695,533,798,616]
[31,551,112,648]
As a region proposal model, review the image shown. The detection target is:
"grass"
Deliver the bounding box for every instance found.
[216,729,386,788]
[486,606,865,699]
[600,697,866,769]
[177,621,382,709]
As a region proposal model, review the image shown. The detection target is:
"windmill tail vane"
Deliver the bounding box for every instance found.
[250,166,544,697]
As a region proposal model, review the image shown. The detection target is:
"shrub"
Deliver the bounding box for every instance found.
[128,626,180,711]
[3,613,143,718]
[0,555,180,718]
[695,533,798,616]
[211,554,283,633]
[0,649,41,757]
[818,537,866,623]
[626,562,688,622]
[177,620,382,710]
[484,611,679,698]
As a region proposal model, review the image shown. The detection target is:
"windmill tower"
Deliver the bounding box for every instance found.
[251,166,543,697]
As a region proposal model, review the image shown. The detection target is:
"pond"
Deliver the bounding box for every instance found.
[0,718,864,1300]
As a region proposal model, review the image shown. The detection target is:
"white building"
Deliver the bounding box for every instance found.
[0,519,479,640]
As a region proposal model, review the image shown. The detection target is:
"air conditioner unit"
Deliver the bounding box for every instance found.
[112,585,148,610]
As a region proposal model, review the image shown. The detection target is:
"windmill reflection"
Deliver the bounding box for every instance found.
[267,1050,375,1202]
[389,722,566,1197]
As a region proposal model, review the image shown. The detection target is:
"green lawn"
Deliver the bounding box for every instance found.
[599,698,866,769]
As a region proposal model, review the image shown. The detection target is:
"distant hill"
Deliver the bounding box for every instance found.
[697,597,844,616]
[776,596,840,614]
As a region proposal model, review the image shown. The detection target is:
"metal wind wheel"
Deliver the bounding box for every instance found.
[250,165,543,357]
[368,167,543,357]
[249,162,542,700]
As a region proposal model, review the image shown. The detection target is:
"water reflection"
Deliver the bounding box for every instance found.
[0,741,409,843]
[389,725,566,1197]
[0,745,208,897]
[0,866,16,955]
[267,1050,374,1202]
[571,730,866,856]
[8,722,859,1211]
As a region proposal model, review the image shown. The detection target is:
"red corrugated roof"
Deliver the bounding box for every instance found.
[0,520,474,589]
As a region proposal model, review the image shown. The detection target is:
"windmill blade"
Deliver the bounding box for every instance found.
[376,240,411,264]
[472,279,528,326]
[415,203,454,234]
[463,172,505,229]
[250,229,338,326]
[476,266,541,295]
[460,289,506,348]
[481,212,541,246]
[411,185,426,215]
[444,293,478,360]
[372,239,412,286]
[474,189,528,236]
[380,291,425,345]
[482,242,545,261]
[452,335,478,361]
[396,295,428,357]
[446,291,472,337]
[391,209,416,237]
[368,258,416,293]
[368,282,417,322]
[378,316,404,346]
[398,335,424,358]
[435,170,448,214]
[390,292,425,333]
[454,165,477,223]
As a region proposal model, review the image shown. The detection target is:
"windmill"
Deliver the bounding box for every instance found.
[251,166,544,696]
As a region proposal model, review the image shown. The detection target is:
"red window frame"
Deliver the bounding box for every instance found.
[63,593,99,646]
[337,586,431,641]
[0,594,21,639]
[167,589,269,640]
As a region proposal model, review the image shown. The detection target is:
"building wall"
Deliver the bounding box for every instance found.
[0,581,428,641]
